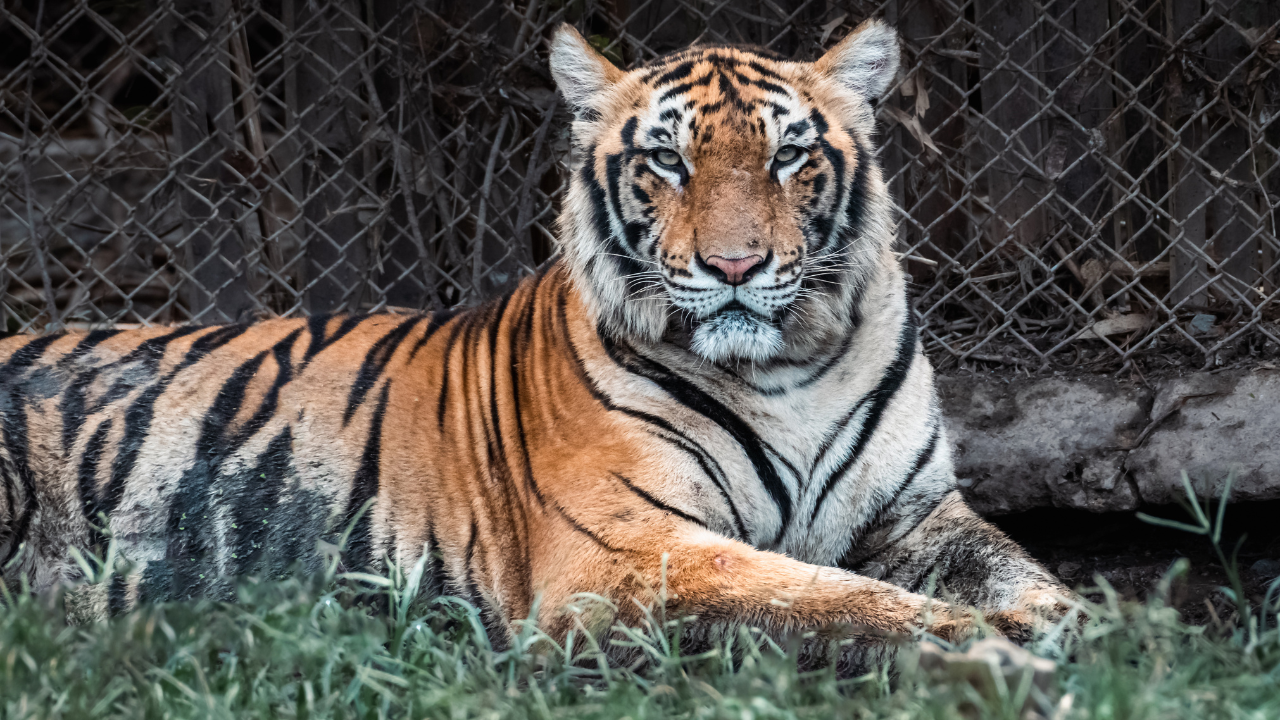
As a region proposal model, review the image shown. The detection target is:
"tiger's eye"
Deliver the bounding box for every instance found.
[655,150,682,167]
[774,146,800,164]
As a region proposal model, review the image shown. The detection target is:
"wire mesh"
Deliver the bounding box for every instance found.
[3,0,1278,371]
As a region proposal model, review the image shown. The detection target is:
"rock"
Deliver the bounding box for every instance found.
[1251,559,1280,580]
[937,373,1151,514]
[1127,370,1280,506]
[1056,561,1082,579]
[1189,313,1217,335]
[939,367,1280,515]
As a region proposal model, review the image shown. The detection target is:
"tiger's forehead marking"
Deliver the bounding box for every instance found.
[631,48,816,151]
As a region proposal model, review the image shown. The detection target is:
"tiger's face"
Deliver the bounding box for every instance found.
[551,21,900,364]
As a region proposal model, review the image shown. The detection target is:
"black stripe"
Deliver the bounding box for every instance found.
[481,293,535,594]
[643,426,745,532]
[344,316,423,426]
[456,519,508,650]
[508,286,543,506]
[228,328,303,451]
[101,325,251,519]
[658,72,714,102]
[424,523,446,599]
[808,139,871,258]
[764,444,803,484]
[59,367,101,453]
[579,145,612,250]
[584,157,651,284]
[809,317,919,524]
[651,60,696,86]
[784,120,812,137]
[302,314,367,368]
[801,314,874,466]
[1,333,63,375]
[107,574,129,615]
[841,143,873,252]
[612,472,707,528]
[793,319,859,392]
[408,308,461,360]
[552,292,748,539]
[0,333,67,566]
[460,520,485,615]
[94,325,205,411]
[811,111,845,253]
[746,60,786,82]
[602,336,793,546]
[848,421,942,557]
[341,380,392,572]
[604,149,632,246]
[435,313,472,429]
[700,72,754,114]
[0,391,29,568]
[552,502,621,552]
[60,329,192,469]
[138,561,172,604]
[59,329,120,367]
[811,396,872,476]
[176,325,251,372]
[0,464,13,563]
[77,419,113,550]
[228,427,293,576]
[116,325,204,369]
[891,423,941,510]
[164,348,268,598]
[737,72,789,97]
[456,311,478,441]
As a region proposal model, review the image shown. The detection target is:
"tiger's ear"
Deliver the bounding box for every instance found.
[549,24,625,119]
[815,18,900,101]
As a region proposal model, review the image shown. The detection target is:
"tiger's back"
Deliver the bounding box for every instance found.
[1,314,405,602]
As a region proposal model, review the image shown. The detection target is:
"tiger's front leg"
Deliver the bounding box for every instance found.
[531,516,1027,674]
[843,491,1071,629]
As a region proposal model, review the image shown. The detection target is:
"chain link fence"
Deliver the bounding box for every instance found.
[3,0,1279,371]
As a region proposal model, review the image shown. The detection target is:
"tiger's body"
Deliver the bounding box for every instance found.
[0,20,1064,668]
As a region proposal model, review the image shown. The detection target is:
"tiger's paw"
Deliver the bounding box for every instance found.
[984,609,1035,645]
[923,608,1034,645]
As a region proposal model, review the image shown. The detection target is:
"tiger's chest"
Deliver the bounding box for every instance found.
[616,348,946,568]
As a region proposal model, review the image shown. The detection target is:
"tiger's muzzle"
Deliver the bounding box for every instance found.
[663,248,801,363]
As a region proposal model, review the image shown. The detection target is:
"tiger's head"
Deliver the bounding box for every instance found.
[550,20,900,364]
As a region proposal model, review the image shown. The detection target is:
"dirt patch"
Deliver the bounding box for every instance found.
[991,501,1280,625]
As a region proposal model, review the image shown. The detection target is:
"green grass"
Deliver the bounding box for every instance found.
[4,477,1280,720]
[3,557,1280,720]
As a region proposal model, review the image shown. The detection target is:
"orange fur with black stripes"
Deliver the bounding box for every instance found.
[0,20,1065,670]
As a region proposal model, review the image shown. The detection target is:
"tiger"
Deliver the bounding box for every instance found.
[0,19,1066,671]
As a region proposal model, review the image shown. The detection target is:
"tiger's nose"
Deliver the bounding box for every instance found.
[699,253,766,286]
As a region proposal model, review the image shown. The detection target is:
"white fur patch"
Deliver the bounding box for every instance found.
[690,311,784,363]
[820,19,901,101]
[548,24,618,116]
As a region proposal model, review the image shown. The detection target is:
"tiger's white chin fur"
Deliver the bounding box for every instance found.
[690,310,784,363]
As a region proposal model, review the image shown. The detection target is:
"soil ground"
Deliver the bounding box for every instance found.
[992,501,1280,625]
